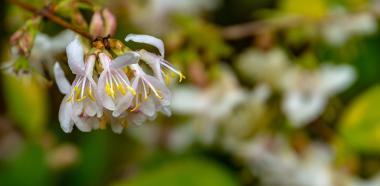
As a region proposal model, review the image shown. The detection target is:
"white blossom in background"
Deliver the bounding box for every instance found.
[236,135,341,186]
[236,48,290,87]
[221,84,271,152]
[129,0,220,34]
[281,64,356,127]
[322,9,377,46]
[171,66,246,144]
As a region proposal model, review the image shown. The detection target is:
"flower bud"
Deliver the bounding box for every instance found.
[89,10,104,38]
[102,8,117,37]
[10,18,40,56]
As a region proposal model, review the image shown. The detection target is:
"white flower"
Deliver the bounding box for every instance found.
[127,64,172,119]
[97,52,139,116]
[53,38,102,133]
[281,64,356,127]
[125,34,185,84]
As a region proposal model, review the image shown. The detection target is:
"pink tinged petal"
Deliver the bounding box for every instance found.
[58,96,74,133]
[144,75,171,105]
[128,112,147,126]
[66,38,85,74]
[85,55,96,76]
[111,52,140,69]
[139,50,164,82]
[89,11,104,38]
[99,53,111,69]
[102,8,117,36]
[125,34,165,57]
[72,116,92,132]
[140,98,156,117]
[54,63,71,95]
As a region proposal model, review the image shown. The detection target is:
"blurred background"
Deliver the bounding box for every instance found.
[2,0,380,185]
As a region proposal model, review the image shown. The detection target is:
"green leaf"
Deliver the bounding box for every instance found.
[112,158,240,186]
[0,142,51,186]
[339,85,380,154]
[2,74,48,136]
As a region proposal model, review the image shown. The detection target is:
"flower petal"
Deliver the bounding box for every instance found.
[54,63,71,95]
[58,96,74,133]
[125,34,165,57]
[139,98,156,117]
[72,116,92,132]
[66,38,85,74]
[110,118,124,134]
[85,55,96,76]
[282,91,326,127]
[97,71,115,110]
[111,51,140,69]
[113,93,134,117]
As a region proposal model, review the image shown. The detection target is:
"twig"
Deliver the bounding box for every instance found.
[9,0,93,40]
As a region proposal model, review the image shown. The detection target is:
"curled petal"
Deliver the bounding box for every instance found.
[139,98,156,117]
[110,119,124,134]
[125,34,165,57]
[58,96,74,133]
[111,52,140,69]
[72,116,92,132]
[54,63,71,95]
[66,38,85,74]
[85,55,96,76]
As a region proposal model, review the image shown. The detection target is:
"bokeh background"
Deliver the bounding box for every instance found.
[2,0,380,185]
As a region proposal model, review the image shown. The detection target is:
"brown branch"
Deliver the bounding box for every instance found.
[9,0,93,40]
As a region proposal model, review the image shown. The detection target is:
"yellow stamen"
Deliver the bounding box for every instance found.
[127,86,136,96]
[86,87,96,101]
[105,82,115,99]
[179,73,186,82]
[130,104,140,112]
[76,96,87,102]
[117,84,126,95]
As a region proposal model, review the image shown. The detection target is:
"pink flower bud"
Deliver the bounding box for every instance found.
[89,10,105,38]
[102,8,117,37]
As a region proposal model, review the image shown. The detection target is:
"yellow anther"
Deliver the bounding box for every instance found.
[105,82,115,99]
[179,73,186,83]
[86,87,96,101]
[130,104,140,112]
[165,74,171,85]
[117,84,126,95]
[127,86,136,96]
[76,96,87,102]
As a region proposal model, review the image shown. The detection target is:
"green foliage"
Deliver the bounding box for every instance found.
[339,85,380,154]
[112,158,240,186]
[0,142,51,186]
[2,74,48,136]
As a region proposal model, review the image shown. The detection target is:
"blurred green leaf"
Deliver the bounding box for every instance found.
[112,158,239,186]
[0,142,50,186]
[339,85,380,154]
[2,74,48,136]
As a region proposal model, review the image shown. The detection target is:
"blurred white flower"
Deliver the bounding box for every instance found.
[237,135,336,186]
[30,30,75,73]
[54,38,102,132]
[322,10,377,46]
[130,0,220,34]
[281,64,356,127]
[236,48,290,87]
[171,66,246,144]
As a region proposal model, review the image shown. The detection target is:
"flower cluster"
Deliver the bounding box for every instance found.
[54,34,184,133]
